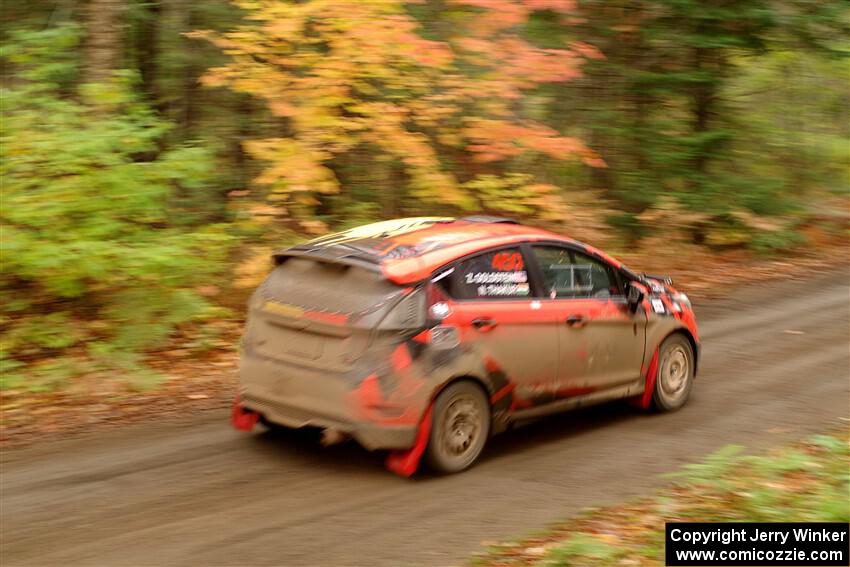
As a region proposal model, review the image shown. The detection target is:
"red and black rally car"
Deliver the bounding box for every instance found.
[232,217,700,475]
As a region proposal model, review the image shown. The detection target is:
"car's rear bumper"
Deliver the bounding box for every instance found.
[239,393,417,450]
[238,350,423,450]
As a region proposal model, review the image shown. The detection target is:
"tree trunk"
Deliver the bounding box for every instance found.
[83,0,127,84]
[691,46,714,177]
[137,1,162,104]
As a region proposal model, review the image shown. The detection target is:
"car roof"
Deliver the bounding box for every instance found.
[278,217,624,284]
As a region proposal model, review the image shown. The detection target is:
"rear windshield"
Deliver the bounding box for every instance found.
[262,257,403,314]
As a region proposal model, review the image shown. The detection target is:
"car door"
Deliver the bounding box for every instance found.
[442,246,560,408]
[528,244,647,396]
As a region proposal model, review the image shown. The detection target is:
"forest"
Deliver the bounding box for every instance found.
[1,0,848,389]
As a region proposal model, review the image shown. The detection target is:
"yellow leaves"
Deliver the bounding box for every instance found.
[268,99,296,117]
[247,204,282,222]
[462,174,567,218]
[299,219,329,235]
[245,138,339,195]
[262,15,304,40]
[294,194,320,206]
[409,170,473,209]
[193,0,596,222]
[463,118,598,164]
[234,246,274,289]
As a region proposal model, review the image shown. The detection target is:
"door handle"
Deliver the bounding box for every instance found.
[566,315,587,328]
[472,318,498,331]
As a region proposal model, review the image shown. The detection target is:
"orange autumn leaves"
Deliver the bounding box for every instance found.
[193,0,604,218]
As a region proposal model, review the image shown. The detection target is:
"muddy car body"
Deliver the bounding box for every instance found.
[235,217,700,474]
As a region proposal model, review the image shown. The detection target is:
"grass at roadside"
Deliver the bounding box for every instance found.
[471,427,850,566]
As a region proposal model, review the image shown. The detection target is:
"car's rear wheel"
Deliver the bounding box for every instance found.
[652,334,694,411]
[425,381,490,474]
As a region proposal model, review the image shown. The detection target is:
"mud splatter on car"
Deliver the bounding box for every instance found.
[234,217,700,475]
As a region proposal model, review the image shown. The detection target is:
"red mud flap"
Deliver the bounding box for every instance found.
[385,405,433,477]
[231,397,259,432]
[629,348,659,410]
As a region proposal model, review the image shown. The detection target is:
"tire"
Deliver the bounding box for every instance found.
[425,381,490,474]
[651,334,695,412]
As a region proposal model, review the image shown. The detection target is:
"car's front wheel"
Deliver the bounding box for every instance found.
[425,381,490,474]
[652,334,695,411]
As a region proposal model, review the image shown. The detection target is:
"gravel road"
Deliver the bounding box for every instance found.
[2,269,848,567]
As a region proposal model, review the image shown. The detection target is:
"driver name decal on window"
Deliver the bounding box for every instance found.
[456,249,530,299]
[464,271,528,285]
[467,270,529,297]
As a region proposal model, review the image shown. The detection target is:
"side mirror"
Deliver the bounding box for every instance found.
[627,282,644,312]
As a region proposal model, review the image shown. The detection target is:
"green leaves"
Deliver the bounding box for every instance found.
[480,430,849,565]
[1,24,81,88]
[1,25,233,389]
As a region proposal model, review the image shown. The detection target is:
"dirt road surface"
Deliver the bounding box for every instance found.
[3,270,848,567]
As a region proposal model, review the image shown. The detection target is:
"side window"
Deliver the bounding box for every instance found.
[531,246,622,299]
[452,248,531,300]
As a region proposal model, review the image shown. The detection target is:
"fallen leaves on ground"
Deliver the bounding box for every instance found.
[470,428,849,566]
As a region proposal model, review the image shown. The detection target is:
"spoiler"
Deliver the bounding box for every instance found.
[272,248,383,272]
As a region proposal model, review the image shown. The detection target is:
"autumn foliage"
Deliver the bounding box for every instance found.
[2,0,846,392]
[193,0,603,223]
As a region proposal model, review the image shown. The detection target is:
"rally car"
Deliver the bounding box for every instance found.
[232,217,700,475]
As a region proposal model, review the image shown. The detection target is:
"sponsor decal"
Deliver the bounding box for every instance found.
[491,251,524,271]
[262,301,304,318]
[650,298,666,314]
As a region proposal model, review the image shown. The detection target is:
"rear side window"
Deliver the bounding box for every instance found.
[531,246,622,299]
[449,248,531,300]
